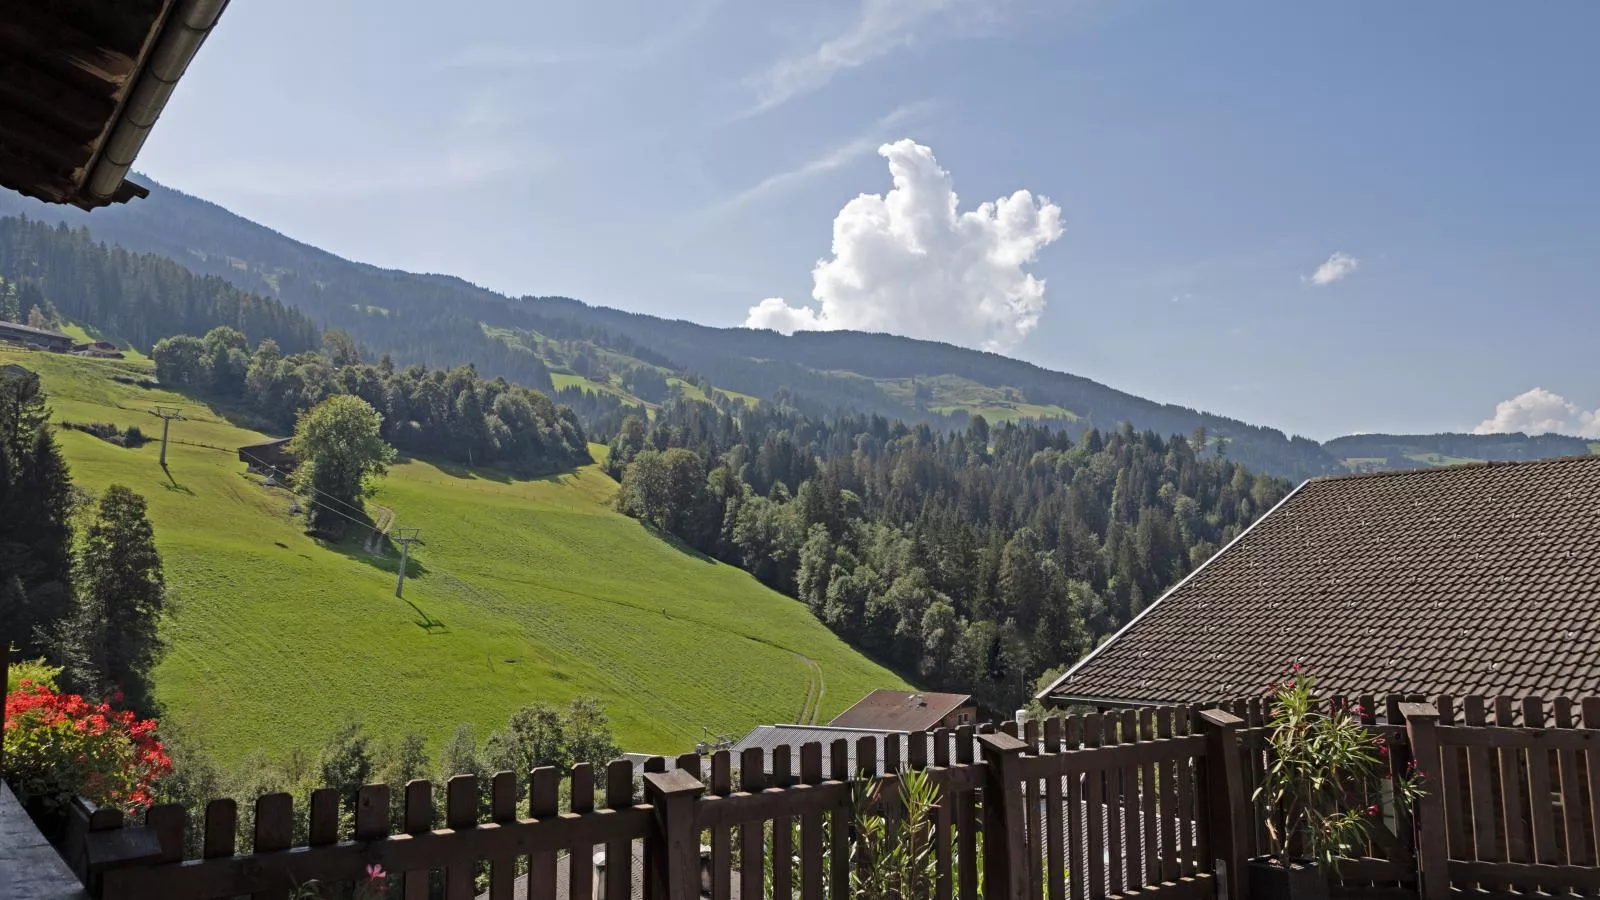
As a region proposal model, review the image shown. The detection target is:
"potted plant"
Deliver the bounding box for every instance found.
[1250,666,1425,900]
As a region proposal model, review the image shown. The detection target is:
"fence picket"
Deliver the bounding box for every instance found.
[569,764,597,900]
[605,759,634,900]
[801,742,825,900]
[1065,716,1085,900]
[1044,717,1065,900]
[1497,696,1531,865]
[1101,715,1124,897]
[957,723,978,900]
[773,745,795,900]
[740,748,766,900]
[1584,699,1600,871]
[1156,708,1179,883]
[489,772,517,900]
[252,792,293,900]
[1462,696,1499,891]
[202,798,235,860]
[1552,699,1587,867]
[1084,713,1106,898]
[710,753,733,900]
[1436,695,1469,863]
[1524,698,1559,880]
[401,780,433,900]
[444,776,478,900]
[1026,717,1044,900]
[830,739,853,900]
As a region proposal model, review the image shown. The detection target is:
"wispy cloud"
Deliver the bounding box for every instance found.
[432,0,722,74]
[700,101,934,221]
[1305,251,1360,286]
[743,0,970,117]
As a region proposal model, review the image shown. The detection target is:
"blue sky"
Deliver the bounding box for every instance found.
[135,0,1600,441]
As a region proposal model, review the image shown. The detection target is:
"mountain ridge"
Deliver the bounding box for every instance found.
[1,178,1591,480]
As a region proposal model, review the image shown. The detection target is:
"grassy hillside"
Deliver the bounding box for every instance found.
[2,348,906,767]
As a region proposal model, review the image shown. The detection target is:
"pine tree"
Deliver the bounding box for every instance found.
[68,485,165,708]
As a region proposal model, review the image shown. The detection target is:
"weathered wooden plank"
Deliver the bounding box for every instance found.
[1157,708,1180,883]
[202,798,236,860]
[1450,860,1600,892]
[402,780,433,900]
[1434,695,1469,862]
[1522,697,1559,878]
[444,776,478,900]
[146,803,185,864]
[884,732,902,774]
[1025,717,1044,900]
[252,792,293,900]
[604,759,634,900]
[800,742,825,900]
[528,768,559,900]
[306,788,339,848]
[1585,699,1600,872]
[1065,716,1085,900]
[740,748,766,900]
[1496,697,1530,864]
[1043,717,1065,900]
[773,745,795,900]
[568,764,597,900]
[1550,699,1585,867]
[1102,715,1125,897]
[829,740,852,900]
[488,772,517,900]
[957,723,978,900]
[1461,696,1499,890]
[707,753,732,900]
[1084,713,1106,898]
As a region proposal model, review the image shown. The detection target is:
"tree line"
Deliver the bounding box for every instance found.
[0,216,318,353]
[152,326,591,477]
[602,401,1291,715]
[0,372,167,711]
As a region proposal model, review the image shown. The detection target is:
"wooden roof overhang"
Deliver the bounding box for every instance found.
[0,0,228,209]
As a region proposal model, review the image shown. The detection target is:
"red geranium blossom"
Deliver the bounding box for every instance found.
[3,681,171,815]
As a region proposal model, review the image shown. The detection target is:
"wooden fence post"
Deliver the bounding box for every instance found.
[1199,708,1249,900]
[1400,702,1448,900]
[644,768,707,900]
[978,731,1029,900]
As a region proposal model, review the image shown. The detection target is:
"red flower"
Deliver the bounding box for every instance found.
[1367,804,1380,817]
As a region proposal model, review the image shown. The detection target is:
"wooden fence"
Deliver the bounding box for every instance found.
[54,696,1600,900]
[69,712,1228,900]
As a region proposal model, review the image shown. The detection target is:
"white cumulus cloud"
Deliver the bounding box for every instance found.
[1306,251,1360,286]
[1473,388,1600,438]
[743,139,1064,353]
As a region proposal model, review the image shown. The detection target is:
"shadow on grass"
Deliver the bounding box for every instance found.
[402,597,448,633]
[423,457,576,486]
[324,531,431,580]
[640,524,717,565]
[159,464,195,495]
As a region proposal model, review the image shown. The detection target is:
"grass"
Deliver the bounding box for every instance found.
[2,347,908,767]
[1403,452,1484,467]
[870,374,1078,423]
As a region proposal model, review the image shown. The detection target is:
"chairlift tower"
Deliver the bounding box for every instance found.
[393,527,422,598]
[148,405,184,467]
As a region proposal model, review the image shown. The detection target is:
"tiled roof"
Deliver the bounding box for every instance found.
[731,724,986,776]
[1042,456,1600,705]
[827,690,972,731]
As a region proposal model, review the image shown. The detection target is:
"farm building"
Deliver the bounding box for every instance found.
[827,689,976,731]
[238,437,297,473]
[73,339,125,358]
[0,321,74,352]
[1039,455,1600,709]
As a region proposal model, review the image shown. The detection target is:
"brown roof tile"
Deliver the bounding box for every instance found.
[827,690,973,731]
[1041,456,1600,705]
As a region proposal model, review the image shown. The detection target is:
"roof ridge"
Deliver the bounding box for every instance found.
[1310,453,1600,484]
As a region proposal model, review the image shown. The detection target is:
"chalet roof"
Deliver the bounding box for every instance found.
[0,0,228,209]
[1040,456,1600,707]
[826,689,973,731]
[0,321,73,342]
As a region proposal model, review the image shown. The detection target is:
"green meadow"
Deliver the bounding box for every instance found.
[2,347,906,767]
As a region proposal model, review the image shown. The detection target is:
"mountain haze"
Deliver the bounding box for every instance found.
[0,180,1589,480]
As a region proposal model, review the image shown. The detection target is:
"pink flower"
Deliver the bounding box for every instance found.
[1367,804,1380,818]
[367,863,387,881]
[1379,744,1390,757]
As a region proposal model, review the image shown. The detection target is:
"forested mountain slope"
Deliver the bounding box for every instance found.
[2,181,1591,479]
[0,181,1335,479]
